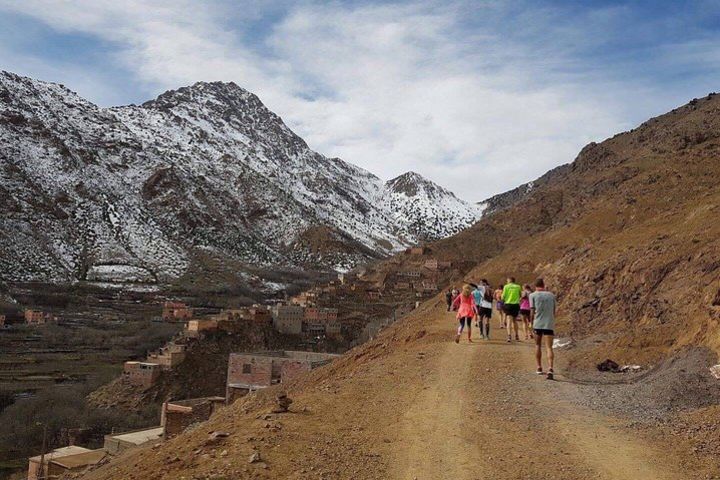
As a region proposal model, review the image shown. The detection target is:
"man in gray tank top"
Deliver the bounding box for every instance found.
[530,278,556,380]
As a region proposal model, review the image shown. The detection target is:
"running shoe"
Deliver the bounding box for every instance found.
[455,334,460,344]
[536,368,544,375]
[546,369,554,380]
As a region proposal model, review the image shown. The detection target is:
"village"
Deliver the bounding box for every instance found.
[3,247,464,479]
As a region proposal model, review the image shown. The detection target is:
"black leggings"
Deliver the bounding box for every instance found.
[457,317,473,333]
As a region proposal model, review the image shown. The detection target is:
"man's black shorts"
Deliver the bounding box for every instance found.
[477,306,492,318]
[533,328,555,336]
[503,303,520,317]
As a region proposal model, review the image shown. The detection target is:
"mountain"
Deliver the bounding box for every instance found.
[477,164,569,216]
[0,71,481,285]
[384,171,484,240]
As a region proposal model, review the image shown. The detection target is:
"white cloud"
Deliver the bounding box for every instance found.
[0,1,713,201]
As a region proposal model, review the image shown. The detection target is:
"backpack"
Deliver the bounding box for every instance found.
[483,286,493,302]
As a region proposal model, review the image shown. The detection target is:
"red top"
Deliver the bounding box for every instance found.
[452,294,476,319]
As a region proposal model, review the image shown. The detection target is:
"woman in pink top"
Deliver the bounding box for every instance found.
[520,284,533,340]
[451,284,477,343]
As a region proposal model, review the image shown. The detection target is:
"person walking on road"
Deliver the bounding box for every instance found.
[474,279,493,339]
[494,284,505,329]
[520,284,533,340]
[445,290,453,312]
[502,277,522,342]
[530,278,557,380]
[452,284,476,344]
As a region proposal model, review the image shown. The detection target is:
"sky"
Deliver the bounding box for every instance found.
[1,1,719,202]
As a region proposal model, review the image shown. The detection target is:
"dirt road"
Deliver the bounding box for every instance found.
[83,302,717,480]
[388,312,696,480]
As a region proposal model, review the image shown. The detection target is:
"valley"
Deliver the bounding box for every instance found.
[1,64,720,480]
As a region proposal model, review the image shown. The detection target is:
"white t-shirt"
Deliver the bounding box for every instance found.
[476,286,493,309]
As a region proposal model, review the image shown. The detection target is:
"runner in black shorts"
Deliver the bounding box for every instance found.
[530,278,557,380]
[502,277,522,342]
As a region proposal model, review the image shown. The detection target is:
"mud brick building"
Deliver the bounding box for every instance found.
[185,318,219,337]
[162,301,193,322]
[303,307,338,322]
[230,305,271,323]
[406,246,429,255]
[272,305,305,335]
[24,309,55,325]
[123,361,161,388]
[160,397,225,438]
[398,270,422,279]
[303,307,340,338]
[146,343,187,370]
[367,289,382,300]
[424,258,439,270]
[226,351,339,401]
[103,427,164,455]
[27,446,106,480]
[291,291,317,307]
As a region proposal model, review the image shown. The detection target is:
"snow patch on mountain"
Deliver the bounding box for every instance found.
[384,172,484,240]
[0,71,481,283]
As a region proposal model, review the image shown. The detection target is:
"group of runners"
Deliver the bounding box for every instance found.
[445,277,557,380]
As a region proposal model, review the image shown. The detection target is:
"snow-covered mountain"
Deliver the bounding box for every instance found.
[0,71,481,284]
[384,171,484,240]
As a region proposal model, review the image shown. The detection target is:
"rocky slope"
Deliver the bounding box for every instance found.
[0,71,481,285]
[426,93,720,366]
[477,163,569,216]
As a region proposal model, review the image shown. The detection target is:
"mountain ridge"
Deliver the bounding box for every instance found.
[0,70,482,286]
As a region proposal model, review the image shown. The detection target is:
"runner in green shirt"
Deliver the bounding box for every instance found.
[502,277,522,342]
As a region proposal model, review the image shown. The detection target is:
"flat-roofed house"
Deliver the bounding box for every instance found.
[226,351,339,402]
[424,258,439,270]
[162,301,193,322]
[24,310,54,325]
[103,427,164,455]
[160,397,225,438]
[146,343,187,370]
[27,446,106,480]
[272,305,304,335]
[123,361,161,388]
[185,318,219,338]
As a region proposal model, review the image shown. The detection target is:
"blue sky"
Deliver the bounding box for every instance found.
[1,0,719,202]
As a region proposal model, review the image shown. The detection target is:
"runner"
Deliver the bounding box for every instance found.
[472,284,483,330]
[451,284,476,344]
[519,284,533,340]
[445,289,453,312]
[530,278,557,380]
[502,277,522,342]
[494,284,505,329]
[476,279,493,340]
[451,287,459,308]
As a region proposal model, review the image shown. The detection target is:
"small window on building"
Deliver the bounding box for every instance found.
[242,364,252,374]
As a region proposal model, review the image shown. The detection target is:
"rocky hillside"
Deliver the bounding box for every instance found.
[428,93,720,367]
[477,164,569,216]
[75,93,720,480]
[0,71,481,286]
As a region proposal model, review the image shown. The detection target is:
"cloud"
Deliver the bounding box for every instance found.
[0,1,718,201]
